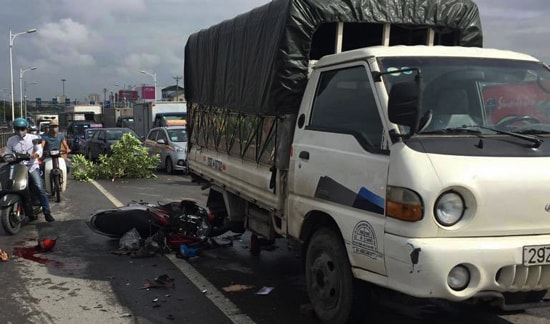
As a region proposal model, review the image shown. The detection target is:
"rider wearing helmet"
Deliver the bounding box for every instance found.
[4,117,55,222]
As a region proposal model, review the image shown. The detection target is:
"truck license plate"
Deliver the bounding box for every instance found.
[523,245,550,266]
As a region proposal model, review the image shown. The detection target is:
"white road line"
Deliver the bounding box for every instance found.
[91,179,256,324]
[166,254,256,324]
[91,180,124,207]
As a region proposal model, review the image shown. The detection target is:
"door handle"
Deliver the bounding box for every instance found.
[299,151,310,160]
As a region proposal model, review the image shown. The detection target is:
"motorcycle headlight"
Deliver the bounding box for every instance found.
[434,191,465,226]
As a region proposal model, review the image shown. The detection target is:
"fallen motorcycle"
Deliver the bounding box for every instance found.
[87,199,229,249]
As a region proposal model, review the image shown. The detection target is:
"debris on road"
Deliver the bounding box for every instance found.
[36,238,57,252]
[256,286,275,295]
[140,274,175,289]
[222,284,254,292]
[0,248,9,261]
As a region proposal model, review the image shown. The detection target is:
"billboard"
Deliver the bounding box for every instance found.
[141,86,156,100]
[118,90,138,101]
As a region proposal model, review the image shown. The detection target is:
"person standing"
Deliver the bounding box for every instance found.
[5,117,55,222]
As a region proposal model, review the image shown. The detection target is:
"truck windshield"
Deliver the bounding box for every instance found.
[378,57,550,135]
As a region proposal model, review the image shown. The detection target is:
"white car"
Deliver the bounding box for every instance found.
[144,126,188,174]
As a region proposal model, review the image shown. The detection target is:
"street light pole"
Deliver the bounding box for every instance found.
[61,78,66,104]
[20,66,37,117]
[24,82,37,118]
[140,70,157,102]
[9,27,36,122]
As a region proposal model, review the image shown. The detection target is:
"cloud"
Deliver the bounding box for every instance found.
[59,0,148,23]
[31,18,102,67]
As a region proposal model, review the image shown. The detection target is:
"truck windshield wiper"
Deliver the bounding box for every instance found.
[420,127,483,135]
[467,125,543,148]
[511,128,550,135]
[420,125,543,148]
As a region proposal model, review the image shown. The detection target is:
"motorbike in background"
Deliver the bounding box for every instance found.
[0,153,41,234]
[42,149,67,203]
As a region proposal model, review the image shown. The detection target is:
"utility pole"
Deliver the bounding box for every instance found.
[173,76,182,101]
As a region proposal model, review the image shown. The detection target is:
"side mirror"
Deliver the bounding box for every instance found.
[157,139,166,145]
[388,81,420,133]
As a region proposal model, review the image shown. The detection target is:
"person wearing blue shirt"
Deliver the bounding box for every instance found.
[5,118,54,222]
[41,121,71,173]
[41,121,71,156]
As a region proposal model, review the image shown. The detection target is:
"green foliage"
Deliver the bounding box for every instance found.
[71,133,160,181]
[71,154,96,181]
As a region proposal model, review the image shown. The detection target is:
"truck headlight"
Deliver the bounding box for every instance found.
[434,191,465,226]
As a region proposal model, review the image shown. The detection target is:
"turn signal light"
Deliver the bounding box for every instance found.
[386,186,423,222]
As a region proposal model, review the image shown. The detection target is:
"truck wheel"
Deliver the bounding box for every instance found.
[166,157,174,174]
[306,228,354,324]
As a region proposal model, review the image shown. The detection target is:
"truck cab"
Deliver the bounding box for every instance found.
[289,45,550,304]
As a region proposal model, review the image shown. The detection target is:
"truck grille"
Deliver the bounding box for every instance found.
[496,265,550,291]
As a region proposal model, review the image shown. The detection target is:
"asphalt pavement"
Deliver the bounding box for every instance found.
[1,172,550,323]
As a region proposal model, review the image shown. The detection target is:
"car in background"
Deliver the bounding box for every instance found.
[66,121,103,153]
[144,126,188,174]
[85,127,139,161]
[78,128,102,157]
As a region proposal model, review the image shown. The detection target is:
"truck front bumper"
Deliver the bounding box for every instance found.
[379,233,550,301]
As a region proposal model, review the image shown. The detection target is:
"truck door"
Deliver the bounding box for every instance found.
[289,62,389,275]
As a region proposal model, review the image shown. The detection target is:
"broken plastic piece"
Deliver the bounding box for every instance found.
[256,286,274,295]
[179,244,198,258]
[222,284,254,292]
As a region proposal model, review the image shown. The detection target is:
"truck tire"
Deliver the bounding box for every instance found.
[306,227,354,324]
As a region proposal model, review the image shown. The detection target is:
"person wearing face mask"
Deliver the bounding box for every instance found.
[41,121,71,171]
[4,117,55,222]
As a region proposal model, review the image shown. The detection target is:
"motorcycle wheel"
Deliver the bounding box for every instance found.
[1,201,24,235]
[53,175,61,203]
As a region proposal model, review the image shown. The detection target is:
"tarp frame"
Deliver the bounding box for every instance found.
[185,0,483,116]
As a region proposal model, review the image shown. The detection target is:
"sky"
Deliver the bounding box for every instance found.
[0,0,549,103]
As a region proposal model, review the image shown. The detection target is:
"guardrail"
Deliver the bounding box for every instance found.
[0,131,11,150]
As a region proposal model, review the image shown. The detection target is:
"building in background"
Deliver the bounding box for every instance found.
[161,85,185,101]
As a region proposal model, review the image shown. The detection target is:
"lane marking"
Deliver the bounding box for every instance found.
[91,179,255,324]
[167,254,256,324]
[91,180,124,207]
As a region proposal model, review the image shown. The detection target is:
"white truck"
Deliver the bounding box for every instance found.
[35,114,59,134]
[102,107,134,128]
[133,102,187,137]
[63,104,103,124]
[184,0,550,322]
